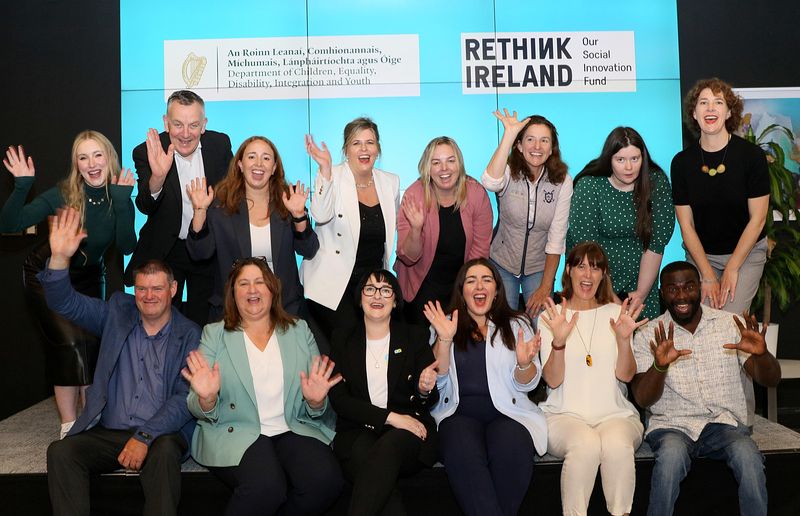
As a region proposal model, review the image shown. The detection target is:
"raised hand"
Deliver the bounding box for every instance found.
[649,320,692,368]
[305,134,332,180]
[111,168,135,187]
[723,311,767,356]
[48,207,87,268]
[282,180,309,218]
[610,297,648,341]
[181,350,221,409]
[493,108,530,138]
[186,177,214,210]
[417,360,438,394]
[401,195,425,232]
[515,327,541,369]
[145,128,174,189]
[3,145,35,177]
[423,300,458,341]
[386,412,427,440]
[300,355,343,409]
[539,298,578,345]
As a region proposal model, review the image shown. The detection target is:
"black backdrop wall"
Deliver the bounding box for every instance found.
[0,0,798,420]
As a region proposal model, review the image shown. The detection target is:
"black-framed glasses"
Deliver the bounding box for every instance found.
[362,284,395,298]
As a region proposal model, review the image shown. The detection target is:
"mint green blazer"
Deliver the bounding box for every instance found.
[187,320,336,467]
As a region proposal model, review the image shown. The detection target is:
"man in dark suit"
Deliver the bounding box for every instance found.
[43,208,200,516]
[125,89,233,326]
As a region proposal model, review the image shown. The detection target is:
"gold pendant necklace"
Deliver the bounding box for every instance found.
[571,306,597,367]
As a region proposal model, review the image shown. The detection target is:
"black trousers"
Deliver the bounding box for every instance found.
[210,432,344,516]
[165,238,213,327]
[438,413,535,516]
[337,427,426,516]
[46,426,187,516]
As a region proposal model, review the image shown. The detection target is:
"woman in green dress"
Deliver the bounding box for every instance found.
[1,131,136,437]
[566,127,675,319]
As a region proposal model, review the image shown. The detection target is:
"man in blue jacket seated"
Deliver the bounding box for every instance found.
[42,207,201,516]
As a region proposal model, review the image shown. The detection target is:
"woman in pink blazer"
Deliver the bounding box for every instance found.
[396,136,493,324]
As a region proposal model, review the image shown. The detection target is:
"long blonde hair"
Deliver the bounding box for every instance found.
[59,130,121,224]
[417,136,468,211]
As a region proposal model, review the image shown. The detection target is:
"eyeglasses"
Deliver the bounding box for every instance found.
[362,284,395,298]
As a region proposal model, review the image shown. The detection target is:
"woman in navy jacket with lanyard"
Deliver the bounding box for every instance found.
[303,117,400,340]
[183,257,343,515]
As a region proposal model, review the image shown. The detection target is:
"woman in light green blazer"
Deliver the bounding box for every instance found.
[183,257,344,516]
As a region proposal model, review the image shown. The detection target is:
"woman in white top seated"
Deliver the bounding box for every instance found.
[538,241,646,516]
[182,257,343,516]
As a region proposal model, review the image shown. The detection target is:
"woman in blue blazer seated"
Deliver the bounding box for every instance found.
[185,136,319,327]
[424,257,547,516]
[328,268,439,515]
[182,257,344,516]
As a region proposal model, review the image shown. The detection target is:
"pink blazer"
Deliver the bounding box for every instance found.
[395,178,493,301]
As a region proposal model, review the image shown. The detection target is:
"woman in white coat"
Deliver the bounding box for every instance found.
[303,117,400,340]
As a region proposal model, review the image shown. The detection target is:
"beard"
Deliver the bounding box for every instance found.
[667,298,701,325]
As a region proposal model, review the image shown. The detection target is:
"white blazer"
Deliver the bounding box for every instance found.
[430,317,548,456]
[301,162,400,309]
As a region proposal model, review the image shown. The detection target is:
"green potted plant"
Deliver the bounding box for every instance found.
[742,116,800,323]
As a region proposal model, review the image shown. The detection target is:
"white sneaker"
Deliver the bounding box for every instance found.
[60,421,75,440]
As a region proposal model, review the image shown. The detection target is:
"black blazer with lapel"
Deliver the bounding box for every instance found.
[328,320,439,466]
[185,199,319,319]
[125,130,233,285]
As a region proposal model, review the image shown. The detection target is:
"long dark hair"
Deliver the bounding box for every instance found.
[223,257,296,331]
[507,115,568,185]
[447,258,530,351]
[574,127,660,249]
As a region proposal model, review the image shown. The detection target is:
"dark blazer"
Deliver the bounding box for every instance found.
[38,268,201,449]
[185,199,319,319]
[328,320,439,466]
[124,130,233,285]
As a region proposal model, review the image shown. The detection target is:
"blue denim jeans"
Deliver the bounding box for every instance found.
[491,260,545,312]
[645,423,766,516]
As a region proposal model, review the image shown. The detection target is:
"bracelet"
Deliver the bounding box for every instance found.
[700,277,717,284]
[652,360,669,373]
[550,343,566,351]
[516,361,533,372]
[291,212,309,223]
[437,336,453,344]
[193,207,206,211]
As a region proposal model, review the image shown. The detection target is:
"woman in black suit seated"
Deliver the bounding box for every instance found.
[186,136,319,325]
[328,268,439,515]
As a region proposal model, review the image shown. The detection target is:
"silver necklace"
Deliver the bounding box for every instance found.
[355,176,374,189]
[366,339,389,369]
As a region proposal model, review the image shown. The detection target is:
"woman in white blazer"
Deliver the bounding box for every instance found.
[303,117,400,340]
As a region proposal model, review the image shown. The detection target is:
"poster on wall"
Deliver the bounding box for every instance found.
[736,87,800,213]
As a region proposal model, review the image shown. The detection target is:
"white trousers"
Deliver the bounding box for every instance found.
[545,413,643,516]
